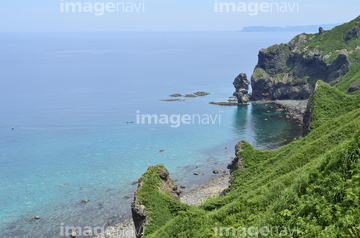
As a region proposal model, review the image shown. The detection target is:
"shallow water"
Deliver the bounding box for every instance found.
[0,31,303,237]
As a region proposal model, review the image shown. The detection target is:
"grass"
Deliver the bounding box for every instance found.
[137,82,360,237]
[134,165,190,235]
[308,81,360,129]
[133,16,360,238]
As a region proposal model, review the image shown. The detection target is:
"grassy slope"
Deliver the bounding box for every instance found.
[310,81,360,129]
[140,84,360,237]
[135,165,190,235]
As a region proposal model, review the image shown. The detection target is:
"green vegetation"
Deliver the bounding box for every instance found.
[305,16,360,57]
[302,76,310,82]
[309,81,360,129]
[135,165,190,235]
[254,68,267,78]
[134,16,360,238]
[138,82,360,237]
[336,63,360,94]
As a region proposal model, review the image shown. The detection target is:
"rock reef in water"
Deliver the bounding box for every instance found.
[233,73,250,104]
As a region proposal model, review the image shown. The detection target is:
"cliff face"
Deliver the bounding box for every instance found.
[302,82,318,137]
[227,141,245,173]
[131,166,181,238]
[250,18,360,100]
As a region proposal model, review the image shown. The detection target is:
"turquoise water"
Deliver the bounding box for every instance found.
[0,32,302,237]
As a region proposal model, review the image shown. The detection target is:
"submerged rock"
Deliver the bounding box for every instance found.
[132,180,139,185]
[70,232,77,238]
[170,93,182,97]
[194,91,210,96]
[184,94,197,98]
[161,99,185,102]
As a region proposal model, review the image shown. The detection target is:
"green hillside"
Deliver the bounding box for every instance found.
[133,16,360,238]
[134,82,360,237]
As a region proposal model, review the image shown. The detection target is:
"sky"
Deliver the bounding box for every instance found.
[0,0,359,32]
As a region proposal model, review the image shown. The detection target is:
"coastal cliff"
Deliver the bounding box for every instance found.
[131,165,184,238]
[99,16,360,238]
[251,16,360,101]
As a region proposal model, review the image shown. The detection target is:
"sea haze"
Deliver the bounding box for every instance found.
[0,31,302,237]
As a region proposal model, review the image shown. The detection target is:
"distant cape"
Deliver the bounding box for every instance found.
[241,23,341,33]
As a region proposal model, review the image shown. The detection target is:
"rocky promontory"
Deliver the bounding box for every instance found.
[250,24,358,101]
[131,165,182,238]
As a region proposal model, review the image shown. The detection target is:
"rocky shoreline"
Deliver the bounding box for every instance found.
[181,172,231,206]
[250,99,307,123]
[94,98,305,238]
[95,173,231,238]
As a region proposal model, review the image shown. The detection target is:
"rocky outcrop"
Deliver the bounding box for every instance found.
[227,141,245,173]
[349,79,360,93]
[274,100,308,122]
[302,82,319,137]
[131,166,181,238]
[251,32,351,101]
[233,73,250,104]
[344,26,358,42]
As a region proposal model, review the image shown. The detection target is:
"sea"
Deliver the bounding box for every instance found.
[0,31,303,237]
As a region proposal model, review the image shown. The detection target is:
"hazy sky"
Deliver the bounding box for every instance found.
[0,0,359,32]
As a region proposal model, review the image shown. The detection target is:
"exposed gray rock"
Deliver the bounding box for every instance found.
[302,82,319,137]
[344,26,359,42]
[257,44,291,75]
[349,79,360,93]
[233,73,250,104]
[251,33,351,101]
[70,232,77,238]
[227,141,245,173]
[131,167,182,238]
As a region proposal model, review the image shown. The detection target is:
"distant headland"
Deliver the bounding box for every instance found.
[241,23,341,32]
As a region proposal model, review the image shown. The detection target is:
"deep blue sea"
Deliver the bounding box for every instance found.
[0,31,303,237]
